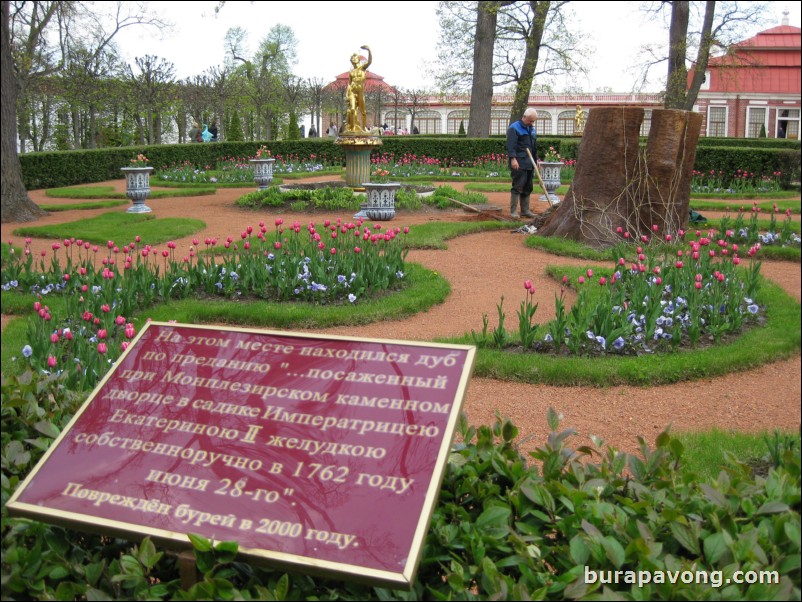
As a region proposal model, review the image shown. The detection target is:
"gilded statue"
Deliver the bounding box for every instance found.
[575,105,586,135]
[345,45,372,134]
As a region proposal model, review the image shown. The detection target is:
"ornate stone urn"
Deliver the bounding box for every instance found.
[362,182,399,221]
[250,157,276,190]
[539,161,564,203]
[121,166,154,213]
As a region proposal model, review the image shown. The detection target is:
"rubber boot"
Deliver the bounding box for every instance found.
[520,194,535,218]
[509,192,520,218]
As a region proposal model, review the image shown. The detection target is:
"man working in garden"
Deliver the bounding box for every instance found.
[506,108,538,218]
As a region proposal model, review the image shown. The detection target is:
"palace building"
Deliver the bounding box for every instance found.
[322,16,800,139]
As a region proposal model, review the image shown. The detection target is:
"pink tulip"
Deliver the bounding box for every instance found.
[48,356,57,368]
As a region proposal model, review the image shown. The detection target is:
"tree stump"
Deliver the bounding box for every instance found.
[640,109,704,236]
[537,107,702,249]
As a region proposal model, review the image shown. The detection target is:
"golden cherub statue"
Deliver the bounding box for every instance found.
[344,45,372,134]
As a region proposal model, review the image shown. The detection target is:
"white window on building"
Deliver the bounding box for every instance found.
[746,107,767,137]
[700,70,711,91]
[447,110,470,135]
[413,110,442,134]
[640,110,652,137]
[384,110,406,131]
[490,110,509,135]
[777,108,800,140]
[535,111,552,135]
[707,106,727,137]
[557,110,575,135]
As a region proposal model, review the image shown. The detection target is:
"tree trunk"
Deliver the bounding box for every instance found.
[510,1,549,122]
[640,109,703,234]
[537,107,644,247]
[1,0,46,223]
[683,0,716,111]
[537,107,702,249]
[664,1,690,109]
[467,1,501,137]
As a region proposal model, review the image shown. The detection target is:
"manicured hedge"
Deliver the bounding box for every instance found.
[19,136,800,190]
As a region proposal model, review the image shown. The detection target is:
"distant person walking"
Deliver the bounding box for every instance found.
[209,119,219,141]
[188,120,201,143]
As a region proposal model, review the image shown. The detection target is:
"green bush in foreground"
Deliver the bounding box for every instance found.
[2,374,799,600]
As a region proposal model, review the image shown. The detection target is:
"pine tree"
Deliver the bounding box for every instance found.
[458,120,466,136]
[227,110,244,142]
[287,110,300,140]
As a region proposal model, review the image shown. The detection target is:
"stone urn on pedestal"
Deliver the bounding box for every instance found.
[361,182,399,221]
[250,155,276,190]
[121,166,154,213]
[538,161,564,204]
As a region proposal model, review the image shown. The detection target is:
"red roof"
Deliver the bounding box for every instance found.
[735,25,801,48]
[698,25,800,94]
[323,70,398,95]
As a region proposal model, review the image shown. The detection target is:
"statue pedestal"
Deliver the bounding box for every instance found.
[335,134,382,189]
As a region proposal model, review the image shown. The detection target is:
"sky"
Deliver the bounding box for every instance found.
[114,1,801,93]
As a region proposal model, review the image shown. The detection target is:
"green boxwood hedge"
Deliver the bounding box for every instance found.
[19,136,801,190]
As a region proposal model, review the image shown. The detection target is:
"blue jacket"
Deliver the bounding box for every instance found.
[506,120,537,169]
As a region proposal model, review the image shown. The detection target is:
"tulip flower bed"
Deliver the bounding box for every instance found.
[154,154,339,185]
[716,203,801,248]
[1,219,410,390]
[691,169,784,194]
[474,226,767,355]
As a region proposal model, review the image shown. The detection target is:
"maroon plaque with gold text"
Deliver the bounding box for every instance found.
[7,322,475,588]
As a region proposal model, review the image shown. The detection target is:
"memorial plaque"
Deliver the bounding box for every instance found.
[7,322,475,589]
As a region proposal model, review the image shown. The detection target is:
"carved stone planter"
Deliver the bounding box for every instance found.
[121,166,154,213]
[362,182,399,221]
[250,157,276,190]
[539,161,564,203]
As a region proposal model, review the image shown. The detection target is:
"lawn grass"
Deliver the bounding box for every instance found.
[45,185,217,198]
[40,200,129,212]
[690,190,800,200]
[525,225,800,262]
[464,182,571,195]
[691,198,800,214]
[676,429,801,480]
[11,212,206,246]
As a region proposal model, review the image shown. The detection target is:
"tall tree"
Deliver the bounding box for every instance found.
[3,0,169,223]
[126,55,176,144]
[2,0,45,222]
[504,1,551,123]
[467,1,510,137]
[282,75,304,139]
[665,1,691,109]
[306,77,326,135]
[435,1,587,135]
[639,1,768,109]
[401,88,429,134]
[227,23,298,140]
